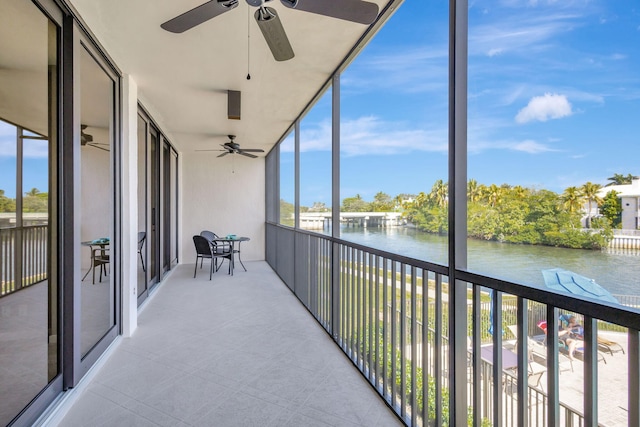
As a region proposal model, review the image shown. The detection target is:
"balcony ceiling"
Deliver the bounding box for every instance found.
[68,0,392,154]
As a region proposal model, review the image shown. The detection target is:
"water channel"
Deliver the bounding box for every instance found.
[339,226,640,298]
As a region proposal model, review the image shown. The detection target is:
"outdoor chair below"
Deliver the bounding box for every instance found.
[192,235,233,280]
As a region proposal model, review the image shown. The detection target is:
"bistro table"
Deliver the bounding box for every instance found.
[81,238,110,284]
[480,344,519,370]
[480,343,546,388]
[213,235,249,273]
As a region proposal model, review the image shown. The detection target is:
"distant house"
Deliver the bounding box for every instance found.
[597,177,640,230]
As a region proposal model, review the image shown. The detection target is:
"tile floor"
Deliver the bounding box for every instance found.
[50,262,403,427]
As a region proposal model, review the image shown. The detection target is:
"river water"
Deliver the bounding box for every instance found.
[340,226,640,297]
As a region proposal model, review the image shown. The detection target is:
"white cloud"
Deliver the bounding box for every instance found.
[467,116,560,154]
[470,136,558,154]
[342,47,448,95]
[0,139,16,157]
[0,121,48,158]
[515,93,573,123]
[510,140,558,153]
[296,116,447,157]
[487,48,504,57]
[23,139,49,158]
[0,136,48,158]
[471,15,576,57]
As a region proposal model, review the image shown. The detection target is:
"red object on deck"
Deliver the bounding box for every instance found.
[537,320,548,333]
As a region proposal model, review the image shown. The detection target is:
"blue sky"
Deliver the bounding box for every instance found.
[283,0,640,207]
[2,0,639,206]
[0,123,49,198]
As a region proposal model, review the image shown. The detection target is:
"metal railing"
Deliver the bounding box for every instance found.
[613,229,640,237]
[0,225,48,296]
[267,223,640,426]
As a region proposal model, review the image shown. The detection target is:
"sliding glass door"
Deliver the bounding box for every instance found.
[77,39,119,362]
[0,0,62,424]
[137,110,178,305]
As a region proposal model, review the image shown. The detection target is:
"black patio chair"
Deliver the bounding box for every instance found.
[193,235,233,280]
[137,231,146,272]
[200,230,216,242]
[92,247,110,284]
[200,230,233,271]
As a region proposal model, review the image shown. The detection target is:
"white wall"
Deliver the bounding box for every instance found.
[79,128,111,252]
[180,152,265,264]
[621,196,639,230]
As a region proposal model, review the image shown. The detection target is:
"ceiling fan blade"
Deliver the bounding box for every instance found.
[280,0,379,25]
[87,144,110,153]
[238,149,265,153]
[161,0,238,33]
[238,151,258,158]
[217,152,230,157]
[255,7,294,62]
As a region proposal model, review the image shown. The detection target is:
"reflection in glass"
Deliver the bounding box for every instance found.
[137,114,147,297]
[149,127,158,286]
[79,46,115,356]
[279,132,295,226]
[0,0,58,423]
[170,149,178,265]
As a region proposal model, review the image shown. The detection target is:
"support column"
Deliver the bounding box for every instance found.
[121,74,138,337]
[331,73,341,339]
[448,0,469,424]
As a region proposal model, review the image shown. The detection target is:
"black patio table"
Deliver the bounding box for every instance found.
[213,235,249,273]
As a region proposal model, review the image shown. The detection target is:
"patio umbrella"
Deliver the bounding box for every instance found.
[541,268,619,304]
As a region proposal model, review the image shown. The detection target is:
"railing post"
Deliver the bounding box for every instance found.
[583,315,598,426]
[516,297,529,427]
[547,306,560,426]
[629,329,640,427]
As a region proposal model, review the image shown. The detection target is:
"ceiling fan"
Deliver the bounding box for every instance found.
[160,0,379,61]
[198,135,265,158]
[81,125,109,152]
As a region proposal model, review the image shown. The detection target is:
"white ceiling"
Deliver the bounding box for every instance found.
[68,0,394,155]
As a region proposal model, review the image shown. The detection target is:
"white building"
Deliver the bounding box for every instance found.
[598,177,640,230]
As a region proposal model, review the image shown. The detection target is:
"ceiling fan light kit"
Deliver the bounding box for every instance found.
[161,0,379,61]
[255,7,294,61]
[80,125,110,152]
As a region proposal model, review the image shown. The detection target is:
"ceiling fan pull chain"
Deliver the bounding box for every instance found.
[246,5,251,80]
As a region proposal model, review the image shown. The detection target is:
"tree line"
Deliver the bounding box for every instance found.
[400,179,620,249]
[284,173,634,250]
[0,188,48,213]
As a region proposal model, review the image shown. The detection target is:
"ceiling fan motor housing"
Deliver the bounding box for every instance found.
[246,0,271,7]
[162,0,378,60]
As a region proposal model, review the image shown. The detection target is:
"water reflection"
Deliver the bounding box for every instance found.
[340,226,640,296]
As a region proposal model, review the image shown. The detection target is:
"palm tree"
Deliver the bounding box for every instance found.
[561,186,583,213]
[467,179,481,203]
[429,180,448,207]
[25,188,41,197]
[606,173,634,186]
[393,194,403,212]
[415,192,428,208]
[581,182,602,228]
[512,185,527,199]
[487,184,502,207]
